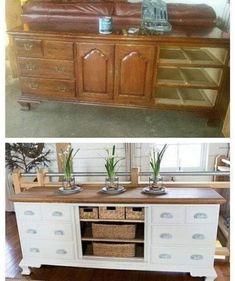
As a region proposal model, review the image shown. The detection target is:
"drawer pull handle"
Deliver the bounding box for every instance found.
[194,213,208,219]
[26,229,37,234]
[83,208,94,212]
[24,210,35,216]
[106,207,116,211]
[132,207,143,212]
[190,254,203,260]
[160,233,173,239]
[29,82,39,89]
[56,249,67,255]
[30,248,40,253]
[55,65,65,73]
[24,42,33,51]
[52,211,63,217]
[160,212,173,219]
[159,254,171,259]
[25,63,36,71]
[54,230,65,236]
[192,234,205,240]
[57,86,68,92]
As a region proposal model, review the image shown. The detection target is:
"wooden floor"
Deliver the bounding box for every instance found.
[5,212,230,281]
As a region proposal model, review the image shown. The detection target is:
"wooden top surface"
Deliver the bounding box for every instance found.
[8,23,229,45]
[10,186,225,204]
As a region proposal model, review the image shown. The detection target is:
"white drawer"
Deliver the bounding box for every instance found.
[151,224,217,245]
[41,204,72,221]
[151,205,185,224]
[186,205,219,224]
[22,240,75,260]
[151,246,214,266]
[15,203,41,220]
[19,222,73,241]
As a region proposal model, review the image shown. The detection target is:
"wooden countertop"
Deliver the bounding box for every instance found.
[8,24,229,46]
[10,186,225,205]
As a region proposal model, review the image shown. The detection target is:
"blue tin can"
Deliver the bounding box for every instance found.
[99,17,112,34]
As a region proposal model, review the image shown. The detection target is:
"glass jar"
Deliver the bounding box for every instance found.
[105,176,119,190]
[62,177,75,190]
[149,175,163,190]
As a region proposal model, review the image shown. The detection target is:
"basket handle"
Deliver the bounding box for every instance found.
[132,207,142,212]
[106,207,116,211]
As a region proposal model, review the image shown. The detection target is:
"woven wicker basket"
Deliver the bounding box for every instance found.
[92,223,136,239]
[80,207,98,219]
[126,207,145,220]
[93,242,135,257]
[99,207,125,220]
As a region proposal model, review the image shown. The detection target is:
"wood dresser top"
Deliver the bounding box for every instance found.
[8,24,229,45]
[10,186,225,205]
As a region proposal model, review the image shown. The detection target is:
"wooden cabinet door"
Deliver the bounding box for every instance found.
[115,44,155,105]
[76,43,114,101]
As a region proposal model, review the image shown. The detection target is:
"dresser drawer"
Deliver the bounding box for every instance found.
[186,205,219,224]
[41,205,72,221]
[151,224,217,245]
[44,40,73,60]
[15,203,41,221]
[20,77,75,97]
[17,58,74,79]
[151,205,185,224]
[14,38,43,58]
[19,222,74,241]
[22,240,75,260]
[151,246,214,266]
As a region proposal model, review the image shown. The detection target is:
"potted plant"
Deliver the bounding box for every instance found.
[59,145,79,190]
[149,144,168,190]
[103,145,124,190]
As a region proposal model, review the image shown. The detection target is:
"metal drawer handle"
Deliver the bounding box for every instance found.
[192,233,205,240]
[190,254,203,260]
[194,213,208,219]
[25,63,36,71]
[57,86,68,92]
[55,65,65,73]
[160,233,173,239]
[26,229,37,234]
[54,230,65,236]
[24,210,35,216]
[29,82,39,89]
[52,211,63,217]
[159,253,171,259]
[24,42,33,51]
[56,249,67,255]
[30,248,40,253]
[160,212,173,219]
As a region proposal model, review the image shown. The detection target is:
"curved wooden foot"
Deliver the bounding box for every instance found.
[19,264,31,275]
[205,277,216,281]
[190,268,217,281]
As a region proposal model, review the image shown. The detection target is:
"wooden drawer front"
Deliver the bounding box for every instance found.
[14,38,43,58]
[20,77,75,97]
[20,223,73,241]
[151,206,185,224]
[15,203,41,221]
[186,205,219,224]
[17,58,74,79]
[151,246,214,266]
[41,205,72,221]
[151,225,217,245]
[22,240,75,260]
[44,41,73,60]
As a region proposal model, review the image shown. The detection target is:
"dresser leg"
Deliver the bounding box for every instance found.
[205,277,216,281]
[18,101,31,111]
[20,265,31,275]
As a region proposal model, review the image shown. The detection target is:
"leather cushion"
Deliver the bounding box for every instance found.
[168,4,216,19]
[23,2,114,16]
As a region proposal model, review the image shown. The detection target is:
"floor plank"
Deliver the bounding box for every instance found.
[5,212,230,281]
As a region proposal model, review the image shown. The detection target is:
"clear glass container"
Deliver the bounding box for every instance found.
[62,177,75,190]
[149,175,163,190]
[105,176,119,190]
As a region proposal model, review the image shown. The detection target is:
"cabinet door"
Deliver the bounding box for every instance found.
[76,43,114,101]
[115,44,155,105]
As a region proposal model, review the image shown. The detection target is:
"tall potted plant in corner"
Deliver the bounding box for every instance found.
[104,145,124,190]
[59,145,79,190]
[149,144,168,190]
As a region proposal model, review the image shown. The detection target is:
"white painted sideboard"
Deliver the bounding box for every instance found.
[14,201,220,281]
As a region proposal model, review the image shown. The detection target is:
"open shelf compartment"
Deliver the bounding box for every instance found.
[155,87,216,107]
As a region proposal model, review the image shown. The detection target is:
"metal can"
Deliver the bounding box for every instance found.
[99,17,112,34]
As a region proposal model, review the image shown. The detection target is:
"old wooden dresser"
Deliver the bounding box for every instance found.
[8,23,229,120]
[11,186,225,281]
